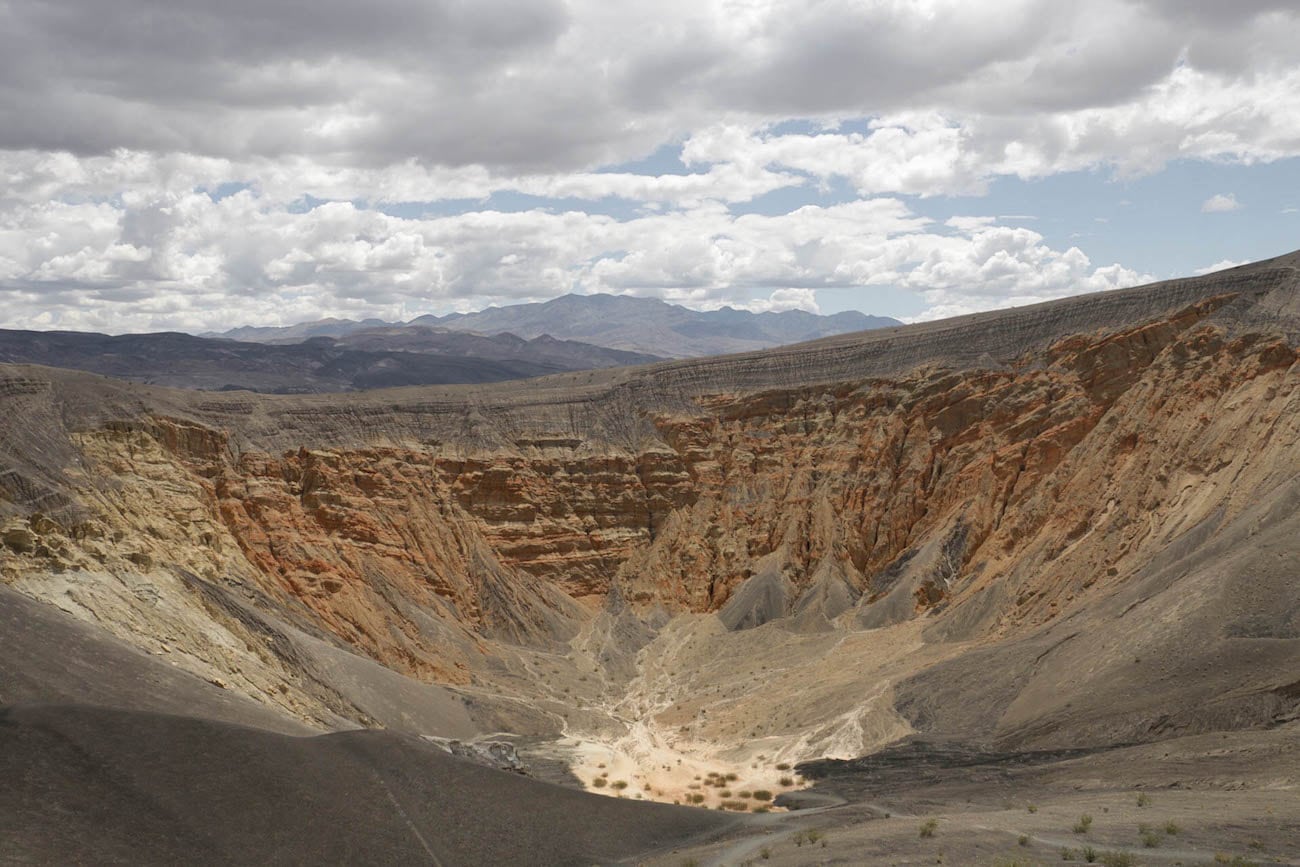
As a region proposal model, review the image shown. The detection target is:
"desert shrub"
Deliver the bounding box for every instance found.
[779,776,794,787]
[1027,804,1038,813]
[1080,846,1097,863]
[1136,791,1152,807]
[719,789,732,797]
[760,846,771,859]
[720,800,748,811]
[1099,853,1135,867]
[1139,827,1161,847]
[1163,820,1179,835]
[1019,834,1030,846]
[725,772,738,781]
[918,818,938,838]
[775,762,791,770]
[1072,814,1093,834]
[611,780,628,790]
[737,790,752,798]
[689,793,705,804]
[592,777,607,788]
[752,789,773,801]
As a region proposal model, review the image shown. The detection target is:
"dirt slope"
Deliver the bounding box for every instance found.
[0,252,1298,861]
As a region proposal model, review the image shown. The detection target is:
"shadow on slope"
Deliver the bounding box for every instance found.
[0,704,737,866]
[0,584,309,735]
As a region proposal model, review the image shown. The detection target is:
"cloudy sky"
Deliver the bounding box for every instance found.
[2,0,1298,333]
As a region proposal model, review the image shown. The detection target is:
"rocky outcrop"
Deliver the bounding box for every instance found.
[0,252,1297,746]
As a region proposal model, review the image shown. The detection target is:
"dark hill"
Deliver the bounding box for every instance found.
[0,704,735,866]
[0,328,653,393]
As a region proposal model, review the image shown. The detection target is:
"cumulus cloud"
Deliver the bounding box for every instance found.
[1194,259,1248,275]
[733,289,822,315]
[0,159,1150,331]
[1201,193,1242,213]
[0,1,1295,332]
[1,0,1298,173]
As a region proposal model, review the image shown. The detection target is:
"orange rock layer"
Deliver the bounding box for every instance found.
[4,302,1298,689]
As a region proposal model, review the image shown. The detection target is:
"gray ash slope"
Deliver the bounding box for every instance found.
[0,704,736,866]
[0,582,737,865]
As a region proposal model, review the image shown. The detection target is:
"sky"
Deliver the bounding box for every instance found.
[1,0,1298,333]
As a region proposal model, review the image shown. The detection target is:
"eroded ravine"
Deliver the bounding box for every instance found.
[3,259,1300,811]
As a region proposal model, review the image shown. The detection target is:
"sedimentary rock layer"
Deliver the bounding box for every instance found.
[1,252,1297,746]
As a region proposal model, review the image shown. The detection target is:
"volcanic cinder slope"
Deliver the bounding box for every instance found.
[2,253,1299,864]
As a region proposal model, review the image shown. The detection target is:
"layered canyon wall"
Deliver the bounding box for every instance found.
[2,254,1298,745]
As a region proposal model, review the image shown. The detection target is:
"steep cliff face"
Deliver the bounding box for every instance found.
[1,254,1298,756]
[621,298,1298,635]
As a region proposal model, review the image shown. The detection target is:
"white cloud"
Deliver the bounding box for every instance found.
[0,1,1295,333]
[1,1,1297,176]
[0,165,1150,332]
[1201,193,1242,213]
[734,288,822,314]
[1194,259,1247,275]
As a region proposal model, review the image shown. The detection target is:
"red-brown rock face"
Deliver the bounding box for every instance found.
[2,259,1298,720]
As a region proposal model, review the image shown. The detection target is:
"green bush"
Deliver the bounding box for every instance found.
[918,818,938,838]
[1072,814,1093,834]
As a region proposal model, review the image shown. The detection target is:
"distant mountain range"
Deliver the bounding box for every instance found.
[6,295,898,393]
[0,329,659,393]
[211,293,902,358]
